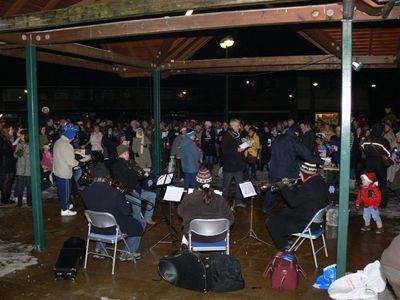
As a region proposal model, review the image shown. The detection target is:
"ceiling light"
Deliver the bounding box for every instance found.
[185,10,193,16]
[219,36,235,49]
[352,60,363,72]
[182,90,187,95]
[289,94,293,98]
[313,82,318,87]
[24,89,28,93]
[371,83,376,88]
[245,80,250,85]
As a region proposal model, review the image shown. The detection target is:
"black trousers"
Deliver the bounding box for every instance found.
[266,214,300,249]
[365,158,388,207]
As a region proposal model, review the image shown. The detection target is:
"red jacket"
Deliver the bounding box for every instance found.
[355,185,381,209]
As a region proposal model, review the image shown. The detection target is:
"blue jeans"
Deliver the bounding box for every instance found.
[363,207,381,224]
[222,171,243,204]
[184,172,197,191]
[55,176,72,211]
[204,155,214,168]
[125,190,156,222]
[263,176,280,212]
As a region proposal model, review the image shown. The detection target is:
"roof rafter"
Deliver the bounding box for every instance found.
[297,29,342,57]
[4,0,30,17]
[1,3,398,46]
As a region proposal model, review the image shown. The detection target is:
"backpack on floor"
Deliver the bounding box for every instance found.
[263,251,306,291]
[205,253,245,293]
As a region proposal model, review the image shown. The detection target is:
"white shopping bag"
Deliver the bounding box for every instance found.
[167,159,175,173]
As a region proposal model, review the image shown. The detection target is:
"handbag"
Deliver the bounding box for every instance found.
[368,138,393,167]
[246,154,257,165]
[263,251,306,291]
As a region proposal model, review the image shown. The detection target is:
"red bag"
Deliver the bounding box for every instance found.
[263,251,306,291]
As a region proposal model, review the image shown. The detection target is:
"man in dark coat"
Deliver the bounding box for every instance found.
[361,123,392,207]
[82,163,143,261]
[299,120,316,153]
[266,162,329,250]
[221,119,246,207]
[264,124,325,212]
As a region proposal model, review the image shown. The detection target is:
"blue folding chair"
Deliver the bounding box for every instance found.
[288,205,330,268]
[84,210,135,275]
[188,218,230,254]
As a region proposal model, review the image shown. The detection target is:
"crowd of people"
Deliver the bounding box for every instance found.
[0,106,399,258]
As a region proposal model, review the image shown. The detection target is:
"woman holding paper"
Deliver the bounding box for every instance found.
[178,169,234,244]
[244,127,260,181]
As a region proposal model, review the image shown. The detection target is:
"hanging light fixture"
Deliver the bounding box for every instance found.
[219,36,235,49]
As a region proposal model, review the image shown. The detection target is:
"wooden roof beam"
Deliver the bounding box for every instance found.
[4,0,30,17]
[39,43,152,69]
[297,29,341,58]
[1,3,398,45]
[42,0,62,11]
[0,48,122,73]
[0,0,305,33]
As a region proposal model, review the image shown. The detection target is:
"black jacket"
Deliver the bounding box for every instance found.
[301,129,316,153]
[82,182,143,236]
[111,158,143,193]
[221,128,246,172]
[269,130,323,179]
[201,129,217,156]
[0,137,15,173]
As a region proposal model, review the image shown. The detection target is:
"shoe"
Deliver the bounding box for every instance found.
[235,203,246,208]
[1,199,14,205]
[375,228,384,234]
[146,219,156,225]
[16,203,22,207]
[60,209,77,216]
[93,254,106,260]
[119,252,141,261]
[361,225,371,232]
[69,204,74,210]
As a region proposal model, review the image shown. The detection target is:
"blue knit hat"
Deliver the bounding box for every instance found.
[62,123,78,139]
[187,131,195,138]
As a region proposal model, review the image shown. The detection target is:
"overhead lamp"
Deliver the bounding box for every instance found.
[245,80,250,85]
[219,36,235,49]
[352,60,363,72]
[289,94,294,98]
[371,83,376,88]
[313,82,318,87]
[24,89,28,93]
[185,10,193,16]
[182,90,187,95]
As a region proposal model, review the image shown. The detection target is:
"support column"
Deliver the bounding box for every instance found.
[26,45,44,252]
[225,48,229,122]
[152,68,162,176]
[337,19,352,278]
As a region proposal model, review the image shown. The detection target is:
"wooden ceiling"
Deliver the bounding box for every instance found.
[0,0,398,77]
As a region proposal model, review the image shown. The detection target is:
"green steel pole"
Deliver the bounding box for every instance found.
[337,19,352,278]
[152,69,162,176]
[26,45,44,252]
[225,48,229,123]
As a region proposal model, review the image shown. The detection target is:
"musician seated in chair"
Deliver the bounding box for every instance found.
[82,163,143,261]
[112,144,157,226]
[178,168,234,247]
[266,162,329,250]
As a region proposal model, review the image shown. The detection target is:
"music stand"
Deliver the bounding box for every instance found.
[149,176,181,251]
[234,181,271,247]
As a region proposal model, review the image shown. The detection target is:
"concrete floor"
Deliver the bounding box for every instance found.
[0,186,398,300]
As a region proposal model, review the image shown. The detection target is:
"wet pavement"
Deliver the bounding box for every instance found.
[0,185,398,299]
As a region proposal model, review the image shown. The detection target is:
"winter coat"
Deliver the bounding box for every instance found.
[201,129,217,156]
[177,189,234,242]
[301,129,316,153]
[180,136,201,174]
[0,136,15,173]
[220,128,246,172]
[269,129,324,179]
[14,143,30,176]
[355,184,382,209]
[101,134,119,162]
[245,133,260,159]
[82,181,143,237]
[53,135,79,179]
[170,135,183,158]
[111,158,144,194]
[132,136,152,169]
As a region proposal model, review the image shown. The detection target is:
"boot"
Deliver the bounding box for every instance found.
[1,193,14,204]
[16,195,23,207]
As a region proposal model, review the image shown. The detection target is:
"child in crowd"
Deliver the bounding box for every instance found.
[355,172,383,234]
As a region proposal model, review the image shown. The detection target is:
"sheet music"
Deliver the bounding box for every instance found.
[239,181,257,198]
[163,186,184,202]
[239,141,251,150]
[156,173,173,186]
[214,190,223,196]
[188,188,194,194]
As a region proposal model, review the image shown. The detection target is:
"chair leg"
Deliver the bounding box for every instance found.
[84,238,90,269]
[294,238,306,252]
[112,240,117,275]
[310,238,318,269]
[322,234,328,257]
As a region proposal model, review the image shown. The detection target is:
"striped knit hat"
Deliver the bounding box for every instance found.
[300,162,317,175]
[196,168,212,184]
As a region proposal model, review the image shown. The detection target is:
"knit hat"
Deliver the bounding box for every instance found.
[116,144,129,156]
[62,123,78,140]
[196,168,212,184]
[204,121,212,127]
[180,127,187,133]
[92,163,110,178]
[300,162,317,175]
[187,131,195,138]
[360,172,378,185]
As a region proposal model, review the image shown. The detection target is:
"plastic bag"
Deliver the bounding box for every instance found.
[313,264,336,290]
[168,159,175,173]
[328,261,386,300]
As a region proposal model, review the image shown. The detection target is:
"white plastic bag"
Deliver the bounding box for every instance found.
[168,159,175,173]
[328,261,386,300]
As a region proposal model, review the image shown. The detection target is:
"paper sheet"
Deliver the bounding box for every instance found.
[156,173,173,186]
[239,141,251,150]
[239,181,257,198]
[163,186,184,202]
